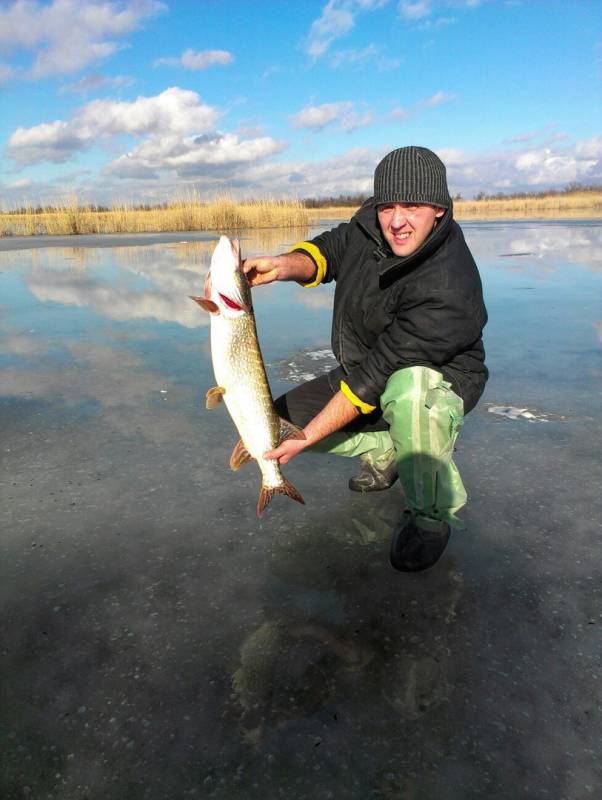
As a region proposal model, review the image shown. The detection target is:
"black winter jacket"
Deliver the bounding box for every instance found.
[294,200,488,413]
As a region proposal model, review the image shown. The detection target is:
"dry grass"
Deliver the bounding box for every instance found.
[307,191,602,221]
[0,195,310,237]
[2,191,600,237]
[455,190,602,219]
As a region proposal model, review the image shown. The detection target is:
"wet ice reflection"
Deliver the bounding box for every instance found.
[1,221,602,799]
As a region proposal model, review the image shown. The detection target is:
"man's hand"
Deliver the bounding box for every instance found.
[242,256,283,287]
[243,251,316,287]
[264,390,362,466]
[264,437,308,466]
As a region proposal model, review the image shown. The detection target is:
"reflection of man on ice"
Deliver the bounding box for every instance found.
[244,146,488,572]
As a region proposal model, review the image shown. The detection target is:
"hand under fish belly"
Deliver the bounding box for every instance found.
[191,235,305,517]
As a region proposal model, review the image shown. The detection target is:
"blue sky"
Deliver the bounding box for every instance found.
[1,0,600,206]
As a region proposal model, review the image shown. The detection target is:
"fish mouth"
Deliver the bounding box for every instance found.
[218,292,245,312]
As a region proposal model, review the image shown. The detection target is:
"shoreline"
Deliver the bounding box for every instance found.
[1,192,600,241]
[0,216,600,252]
[308,206,602,223]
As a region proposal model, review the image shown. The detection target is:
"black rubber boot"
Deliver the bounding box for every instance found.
[389,513,451,572]
[348,457,398,492]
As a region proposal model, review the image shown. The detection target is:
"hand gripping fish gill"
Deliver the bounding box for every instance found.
[191,236,305,517]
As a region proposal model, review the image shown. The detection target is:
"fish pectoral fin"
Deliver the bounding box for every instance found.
[278,417,306,444]
[206,386,226,409]
[230,438,253,471]
[190,295,219,314]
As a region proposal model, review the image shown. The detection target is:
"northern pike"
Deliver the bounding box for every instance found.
[191,236,305,517]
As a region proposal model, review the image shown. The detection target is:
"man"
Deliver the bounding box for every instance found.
[243,146,488,572]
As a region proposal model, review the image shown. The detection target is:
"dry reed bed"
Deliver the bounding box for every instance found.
[0,197,310,237]
[309,192,602,222]
[455,191,602,219]
[1,192,600,237]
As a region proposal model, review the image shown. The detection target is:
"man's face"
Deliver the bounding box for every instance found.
[377,203,445,257]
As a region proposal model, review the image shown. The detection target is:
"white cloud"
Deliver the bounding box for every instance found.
[290,101,353,130]
[302,0,486,59]
[441,137,602,195]
[7,177,32,189]
[154,48,234,70]
[398,0,485,22]
[505,124,562,146]
[0,0,165,78]
[340,110,374,132]
[228,147,380,198]
[422,90,455,108]
[304,0,390,60]
[105,132,287,180]
[388,90,455,121]
[78,88,218,136]
[575,135,602,160]
[509,130,546,144]
[514,147,599,185]
[7,120,87,165]
[328,42,401,71]
[398,0,432,19]
[289,101,373,132]
[2,129,599,207]
[33,37,118,78]
[330,43,379,68]
[6,87,220,165]
[59,72,134,94]
[389,106,411,120]
[436,147,467,167]
[353,0,390,7]
[237,123,267,138]
[306,1,355,59]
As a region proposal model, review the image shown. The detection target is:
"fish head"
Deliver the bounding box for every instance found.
[207,236,252,318]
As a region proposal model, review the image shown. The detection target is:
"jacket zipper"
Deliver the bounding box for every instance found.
[338,309,347,372]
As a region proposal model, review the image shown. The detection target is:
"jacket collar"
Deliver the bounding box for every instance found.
[355,198,454,280]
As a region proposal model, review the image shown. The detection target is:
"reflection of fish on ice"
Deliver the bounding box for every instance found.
[230,618,374,745]
[191,235,305,517]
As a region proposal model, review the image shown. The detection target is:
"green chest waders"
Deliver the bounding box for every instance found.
[309,366,467,529]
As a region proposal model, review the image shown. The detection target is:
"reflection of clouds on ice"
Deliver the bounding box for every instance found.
[295,286,335,311]
[0,234,318,328]
[26,269,207,329]
[0,324,50,357]
[0,342,197,443]
[0,241,216,329]
[464,222,602,274]
[271,347,338,383]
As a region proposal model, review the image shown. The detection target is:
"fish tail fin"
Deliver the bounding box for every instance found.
[257,478,305,517]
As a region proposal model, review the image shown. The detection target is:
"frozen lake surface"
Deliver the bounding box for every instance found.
[1,221,601,799]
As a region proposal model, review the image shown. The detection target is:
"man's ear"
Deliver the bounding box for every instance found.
[435,207,446,218]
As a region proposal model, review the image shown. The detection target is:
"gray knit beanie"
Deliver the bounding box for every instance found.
[373,146,451,209]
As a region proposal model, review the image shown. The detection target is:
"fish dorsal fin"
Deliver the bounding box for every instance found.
[190,295,219,314]
[206,386,226,409]
[278,417,306,444]
[230,438,253,471]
